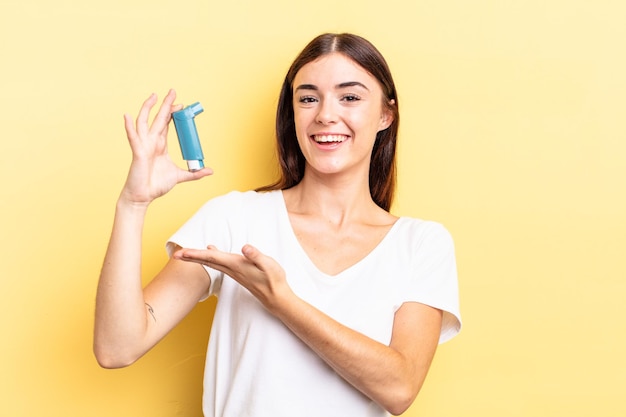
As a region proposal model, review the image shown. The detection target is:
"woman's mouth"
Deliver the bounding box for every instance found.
[312,134,348,143]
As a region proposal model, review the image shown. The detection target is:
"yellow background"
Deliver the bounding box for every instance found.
[1,0,624,416]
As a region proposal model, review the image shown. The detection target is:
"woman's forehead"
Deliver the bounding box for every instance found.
[294,53,379,89]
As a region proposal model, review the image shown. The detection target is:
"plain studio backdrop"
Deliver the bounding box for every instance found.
[1,1,624,416]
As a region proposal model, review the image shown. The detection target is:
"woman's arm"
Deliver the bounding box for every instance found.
[95,228,210,368]
[93,90,212,368]
[174,244,442,415]
[276,295,441,415]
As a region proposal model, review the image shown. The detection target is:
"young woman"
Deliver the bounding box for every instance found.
[94,33,461,417]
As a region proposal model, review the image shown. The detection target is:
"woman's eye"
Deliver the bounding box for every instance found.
[298,96,318,104]
[341,94,361,102]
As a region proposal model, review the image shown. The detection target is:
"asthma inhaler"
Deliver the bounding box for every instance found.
[172,102,205,171]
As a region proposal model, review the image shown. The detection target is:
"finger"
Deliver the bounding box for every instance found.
[176,167,214,184]
[136,93,157,137]
[151,89,177,133]
[172,247,201,262]
[174,247,236,272]
[241,244,266,269]
[123,113,139,148]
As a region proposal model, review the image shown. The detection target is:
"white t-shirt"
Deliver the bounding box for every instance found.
[167,190,461,417]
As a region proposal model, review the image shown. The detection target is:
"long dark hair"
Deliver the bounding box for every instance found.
[258,33,399,211]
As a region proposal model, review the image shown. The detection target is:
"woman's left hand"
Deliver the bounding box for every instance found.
[173,245,291,312]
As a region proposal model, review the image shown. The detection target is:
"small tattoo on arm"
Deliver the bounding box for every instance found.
[145,303,156,322]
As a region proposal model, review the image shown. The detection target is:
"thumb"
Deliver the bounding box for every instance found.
[177,166,214,184]
[241,244,265,267]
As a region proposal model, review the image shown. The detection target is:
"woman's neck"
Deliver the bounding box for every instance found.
[283,173,387,227]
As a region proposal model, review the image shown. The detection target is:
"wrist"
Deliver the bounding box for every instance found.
[266,284,300,319]
[115,195,150,215]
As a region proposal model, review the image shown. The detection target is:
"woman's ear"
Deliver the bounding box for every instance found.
[378,99,396,131]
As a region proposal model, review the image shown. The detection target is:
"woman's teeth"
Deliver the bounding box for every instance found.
[313,135,347,143]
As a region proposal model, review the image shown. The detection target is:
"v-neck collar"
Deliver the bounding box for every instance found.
[274,190,404,280]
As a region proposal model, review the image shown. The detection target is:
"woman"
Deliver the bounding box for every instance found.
[94,33,461,417]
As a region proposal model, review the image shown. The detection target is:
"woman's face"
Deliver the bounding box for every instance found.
[292,53,393,179]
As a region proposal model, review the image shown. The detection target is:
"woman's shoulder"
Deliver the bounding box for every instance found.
[393,216,454,246]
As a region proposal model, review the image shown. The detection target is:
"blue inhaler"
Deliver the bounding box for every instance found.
[172,102,205,171]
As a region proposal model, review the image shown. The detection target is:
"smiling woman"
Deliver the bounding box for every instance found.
[290,53,394,181]
[94,33,461,417]
[264,33,401,212]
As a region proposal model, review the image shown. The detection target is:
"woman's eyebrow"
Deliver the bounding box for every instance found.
[294,81,370,92]
[337,81,369,91]
[294,84,317,92]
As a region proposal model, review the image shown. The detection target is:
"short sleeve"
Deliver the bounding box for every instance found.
[403,221,462,344]
[165,191,243,298]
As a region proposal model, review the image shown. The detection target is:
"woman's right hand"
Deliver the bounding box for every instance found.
[120,89,213,206]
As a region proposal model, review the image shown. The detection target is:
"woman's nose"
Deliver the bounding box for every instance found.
[315,99,339,125]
